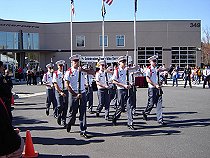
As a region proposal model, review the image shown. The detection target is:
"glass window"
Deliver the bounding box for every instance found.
[76,35,85,47]
[137,46,162,66]
[116,35,125,47]
[99,35,108,47]
[32,33,39,50]
[171,46,197,70]
[0,32,7,49]
[23,33,39,50]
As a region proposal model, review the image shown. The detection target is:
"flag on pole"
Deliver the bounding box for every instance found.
[71,0,75,16]
[102,2,106,17]
[135,0,137,12]
[104,0,113,6]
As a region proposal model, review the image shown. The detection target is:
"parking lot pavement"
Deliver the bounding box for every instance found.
[11,84,210,158]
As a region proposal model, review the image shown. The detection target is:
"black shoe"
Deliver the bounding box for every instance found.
[105,116,110,121]
[46,108,49,116]
[158,120,166,126]
[89,111,94,114]
[127,125,136,130]
[80,132,89,139]
[53,114,58,119]
[57,115,62,125]
[62,121,66,127]
[96,112,100,117]
[112,119,117,126]
[142,112,147,121]
[66,124,71,133]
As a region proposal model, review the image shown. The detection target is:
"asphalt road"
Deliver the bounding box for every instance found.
[12,82,210,158]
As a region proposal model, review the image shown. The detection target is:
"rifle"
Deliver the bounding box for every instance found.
[77,60,82,103]
[126,54,130,96]
[104,58,110,94]
[86,63,90,93]
[156,54,163,96]
[62,64,65,90]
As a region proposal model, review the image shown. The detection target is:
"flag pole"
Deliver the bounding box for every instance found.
[102,0,105,58]
[134,0,137,66]
[70,1,73,57]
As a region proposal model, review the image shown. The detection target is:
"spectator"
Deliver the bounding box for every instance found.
[0,97,24,158]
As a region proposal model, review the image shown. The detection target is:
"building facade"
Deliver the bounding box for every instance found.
[0,19,201,70]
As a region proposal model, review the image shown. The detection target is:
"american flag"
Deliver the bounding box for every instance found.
[135,0,137,13]
[71,0,75,15]
[104,0,113,6]
[102,2,106,17]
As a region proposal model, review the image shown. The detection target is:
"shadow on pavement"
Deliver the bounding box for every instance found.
[88,129,181,138]
[166,118,210,128]
[30,137,104,146]
[13,116,48,126]
[39,154,90,158]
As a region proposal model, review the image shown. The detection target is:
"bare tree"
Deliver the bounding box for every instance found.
[202,27,210,65]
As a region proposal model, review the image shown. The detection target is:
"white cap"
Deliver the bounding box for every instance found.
[46,63,54,68]
[69,54,81,61]
[98,60,105,65]
[82,64,88,69]
[148,55,158,61]
[107,66,113,71]
[118,56,126,63]
[55,60,65,65]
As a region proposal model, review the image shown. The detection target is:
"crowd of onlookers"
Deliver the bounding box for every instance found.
[10,63,210,89]
[14,66,44,85]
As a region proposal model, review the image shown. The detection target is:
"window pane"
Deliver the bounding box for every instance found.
[99,35,108,47]
[76,35,85,47]
[116,35,125,47]
[0,32,7,49]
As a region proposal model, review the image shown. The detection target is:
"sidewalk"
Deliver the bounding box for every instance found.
[163,79,205,88]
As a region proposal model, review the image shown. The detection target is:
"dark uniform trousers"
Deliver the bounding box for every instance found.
[113,89,133,125]
[96,89,110,118]
[184,75,192,88]
[46,88,57,116]
[203,75,210,88]
[109,85,117,108]
[55,90,69,122]
[86,86,93,111]
[144,88,163,121]
[67,92,87,132]
[130,86,137,114]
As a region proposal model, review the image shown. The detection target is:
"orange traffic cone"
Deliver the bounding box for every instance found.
[22,130,39,158]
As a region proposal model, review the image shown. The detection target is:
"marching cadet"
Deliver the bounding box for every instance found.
[95,60,110,120]
[42,63,57,118]
[112,56,139,130]
[106,66,116,108]
[52,60,69,127]
[129,66,138,116]
[142,55,166,126]
[84,65,94,114]
[65,54,94,138]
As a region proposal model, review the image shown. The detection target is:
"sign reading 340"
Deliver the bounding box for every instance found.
[190,23,200,27]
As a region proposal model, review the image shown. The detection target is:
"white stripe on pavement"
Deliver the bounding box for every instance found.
[18,92,45,98]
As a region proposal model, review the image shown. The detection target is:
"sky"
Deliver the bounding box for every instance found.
[0,0,210,38]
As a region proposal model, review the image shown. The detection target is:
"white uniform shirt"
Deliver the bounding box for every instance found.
[145,66,158,88]
[52,70,64,90]
[64,67,86,93]
[112,66,128,89]
[95,70,109,89]
[42,71,53,89]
